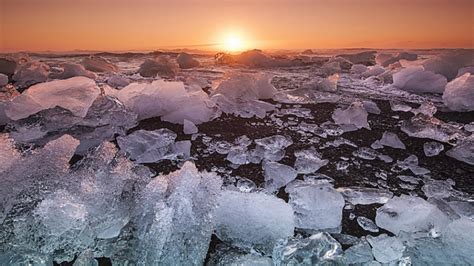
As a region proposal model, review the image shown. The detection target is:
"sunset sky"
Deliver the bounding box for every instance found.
[1,0,473,52]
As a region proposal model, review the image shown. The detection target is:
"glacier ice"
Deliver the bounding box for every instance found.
[12,61,50,89]
[6,77,100,120]
[50,63,97,80]
[362,100,381,114]
[332,101,369,130]
[263,161,297,192]
[82,56,118,73]
[286,180,345,231]
[337,187,393,205]
[422,50,474,81]
[208,244,272,266]
[183,119,198,134]
[343,239,374,264]
[376,52,417,67]
[375,195,450,235]
[367,234,405,263]
[254,135,293,162]
[138,56,178,78]
[393,66,447,94]
[177,52,200,69]
[272,233,344,265]
[357,216,379,233]
[442,73,474,112]
[446,138,474,165]
[294,148,328,174]
[423,141,444,157]
[215,190,295,254]
[401,114,466,144]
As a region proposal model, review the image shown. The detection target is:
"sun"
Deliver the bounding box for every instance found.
[224,35,244,52]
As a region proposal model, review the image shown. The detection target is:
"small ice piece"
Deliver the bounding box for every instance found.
[236,178,257,193]
[343,240,374,264]
[412,101,437,117]
[332,101,369,129]
[446,138,474,165]
[352,147,378,160]
[378,131,406,149]
[208,244,272,266]
[286,181,345,230]
[401,114,466,143]
[397,175,421,185]
[423,141,444,157]
[337,187,393,205]
[12,61,49,89]
[50,63,96,80]
[442,218,474,261]
[215,190,295,254]
[375,195,450,235]
[183,119,198,134]
[254,135,293,161]
[362,100,381,114]
[421,178,456,199]
[263,161,297,193]
[390,101,412,112]
[272,233,344,265]
[82,56,118,73]
[294,148,328,174]
[442,73,474,112]
[226,146,249,165]
[6,77,100,120]
[0,73,9,86]
[0,134,20,173]
[357,216,379,233]
[367,234,405,263]
[393,66,447,94]
[464,122,474,132]
[117,129,186,163]
[176,52,200,69]
[395,155,430,176]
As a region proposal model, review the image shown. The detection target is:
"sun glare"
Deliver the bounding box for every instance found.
[224,35,244,52]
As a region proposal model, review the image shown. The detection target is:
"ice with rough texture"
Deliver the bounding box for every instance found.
[138,56,178,78]
[332,101,369,130]
[208,244,272,266]
[117,129,190,163]
[294,148,328,174]
[446,138,474,165]
[442,73,474,112]
[211,73,276,118]
[272,233,344,265]
[0,134,21,173]
[412,101,437,117]
[6,77,100,120]
[177,52,200,69]
[367,234,405,263]
[395,154,430,175]
[337,187,393,205]
[422,50,474,81]
[357,216,379,233]
[12,61,50,89]
[442,218,474,261]
[376,52,417,67]
[286,181,345,231]
[375,195,450,235]
[183,119,198,134]
[254,135,293,161]
[111,79,217,124]
[307,74,339,92]
[390,101,412,112]
[401,114,466,144]
[263,161,297,192]
[393,66,447,94]
[215,190,295,254]
[50,63,97,80]
[82,56,118,73]
[423,141,444,157]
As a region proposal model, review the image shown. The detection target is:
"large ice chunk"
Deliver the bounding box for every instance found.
[442,73,474,112]
[138,56,178,78]
[332,101,369,130]
[112,79,217,124]
[393,66,447,94]
[263,161,297,192]
[177,52,200,69]
[50,63,96,80]
[6,77,100,120]
[446,138,474,165]
[422,50,474,81]
[286,181,345,231]
[375,195,450,235]
[376,52,417,67]
[82,56,118,73]
[12,61,50,89]
[401,114,466,144]
[367,234,405,263]
[442,218,474,261]
[215,190,295,254]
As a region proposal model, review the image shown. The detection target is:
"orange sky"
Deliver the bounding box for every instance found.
[1,0,473,52]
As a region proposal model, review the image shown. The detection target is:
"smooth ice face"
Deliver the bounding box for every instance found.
[442,73,474,112]
[263,161,297,192]
[422,50,474,81]
[208,244,272,266]
[112,80,217,124]
[446,138,474,165]
[117,129,189,163]
[375,131,406,149]
[81,56,118,73]
[286,181,345,231]
[401,114,466,144]
[337,187,393,205]
[138,56,178,78]
[215,190,295,254]
[393,66,447,94]
[375,195,450,235]
[50,63,96,80]
[272,233,344,265]
[367,234,405,263]
[362,100,381,114]
[294,148,328,174]
[343,239,374,264]
[332,101,369,130]
[183,119,198,134]
[6,77,100,120]
[0,134,20,173]
[254,135,293,162]
[442,218,474,261]
[423,141,444,157]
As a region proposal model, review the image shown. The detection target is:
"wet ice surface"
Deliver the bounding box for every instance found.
[0,49,473,265]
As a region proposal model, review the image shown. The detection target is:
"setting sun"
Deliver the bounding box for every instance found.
[224,35,245,52]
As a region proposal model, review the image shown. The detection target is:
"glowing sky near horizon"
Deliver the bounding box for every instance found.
[0,0,473,52]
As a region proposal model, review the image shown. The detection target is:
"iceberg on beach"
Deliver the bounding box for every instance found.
[393,66,447,94]
[442,73,474,112]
